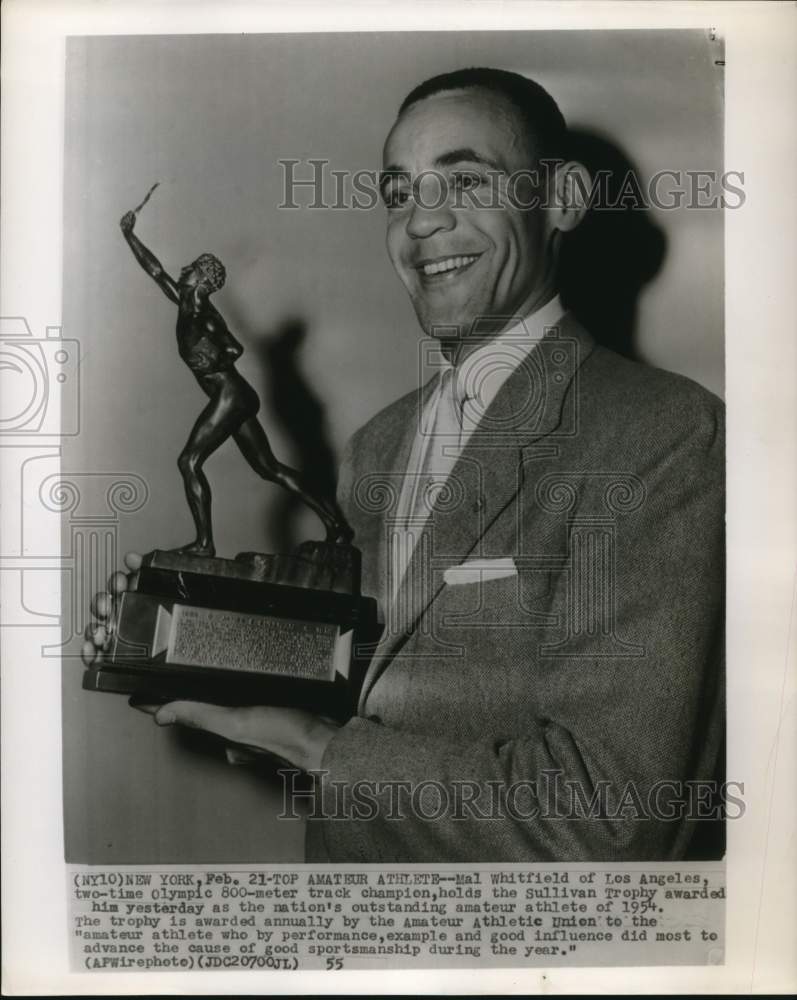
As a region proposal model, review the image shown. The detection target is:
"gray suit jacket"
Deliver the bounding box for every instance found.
[306,313,724,862]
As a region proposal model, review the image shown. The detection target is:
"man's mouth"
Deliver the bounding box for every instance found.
[415,253,482,278]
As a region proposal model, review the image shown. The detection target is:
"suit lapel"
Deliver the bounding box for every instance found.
[358,313,596,708]
[353,374,438,615]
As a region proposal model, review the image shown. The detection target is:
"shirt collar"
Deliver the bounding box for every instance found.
[441,294,565,413]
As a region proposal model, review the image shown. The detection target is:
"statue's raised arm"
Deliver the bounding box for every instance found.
[119,183,180,304]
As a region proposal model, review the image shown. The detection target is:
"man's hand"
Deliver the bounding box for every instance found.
[119,210,136,235]
[132,701,339,772]
[81,551,141,665]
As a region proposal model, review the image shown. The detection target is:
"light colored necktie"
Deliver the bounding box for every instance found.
[390,368,465,613]
[422,366,465,506]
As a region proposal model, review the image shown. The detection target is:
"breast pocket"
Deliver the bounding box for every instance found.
[437,568,553,629]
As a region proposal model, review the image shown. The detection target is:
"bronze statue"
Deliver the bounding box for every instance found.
[120,184,352,556]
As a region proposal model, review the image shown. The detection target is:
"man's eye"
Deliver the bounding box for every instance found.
[383,186,411,209]
[451,171,484,191]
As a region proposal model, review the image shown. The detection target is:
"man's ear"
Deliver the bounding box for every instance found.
[549,161,592,233]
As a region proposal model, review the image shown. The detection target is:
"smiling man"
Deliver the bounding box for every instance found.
[86,67,725,863]
[380,73,576,347]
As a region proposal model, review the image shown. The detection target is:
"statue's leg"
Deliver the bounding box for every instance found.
[175,381,249,556]
[234,417,353,543]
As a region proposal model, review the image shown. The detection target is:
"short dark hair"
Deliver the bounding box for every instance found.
[398,66,569,163]
[191,253,226,292]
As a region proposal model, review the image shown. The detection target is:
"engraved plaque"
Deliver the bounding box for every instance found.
[166,604,338,680]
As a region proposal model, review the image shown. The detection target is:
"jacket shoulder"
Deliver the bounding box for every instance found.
[580,345,724,444]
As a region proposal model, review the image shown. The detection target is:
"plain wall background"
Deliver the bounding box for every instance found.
[62,30,724,862]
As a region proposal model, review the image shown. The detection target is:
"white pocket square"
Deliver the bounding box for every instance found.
[444,558,517,586]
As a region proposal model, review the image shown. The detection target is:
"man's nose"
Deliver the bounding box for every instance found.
[405,177,455,239]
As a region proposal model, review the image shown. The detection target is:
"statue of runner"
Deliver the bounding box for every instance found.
[120,184,352,557]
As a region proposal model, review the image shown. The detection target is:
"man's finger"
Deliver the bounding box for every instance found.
[132,702,267,760]
[124,552,143,572]
[88,623,108,648]
[81,640,98,666]
[90,592,113,619]
[107,571,129,596]
[153,701,262,748]
[129,700,162,716]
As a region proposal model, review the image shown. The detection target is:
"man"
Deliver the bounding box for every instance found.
[84,68,724,862]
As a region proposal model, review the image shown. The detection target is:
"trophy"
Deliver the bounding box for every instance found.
[82,185,380,719]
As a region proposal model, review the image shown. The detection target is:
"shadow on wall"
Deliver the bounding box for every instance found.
[259,319,340,551]
[214,293,341,553]
[558,129,668,360]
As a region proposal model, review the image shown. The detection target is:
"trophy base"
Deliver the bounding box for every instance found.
[82,545,381,720]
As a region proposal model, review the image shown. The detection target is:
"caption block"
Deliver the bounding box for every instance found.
[68,863,725,971]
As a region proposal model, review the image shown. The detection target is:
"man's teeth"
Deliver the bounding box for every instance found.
[421,255,479,276]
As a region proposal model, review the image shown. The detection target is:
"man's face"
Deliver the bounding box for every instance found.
[381,87,554,337]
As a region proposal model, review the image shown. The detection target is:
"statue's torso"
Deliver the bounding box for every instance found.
[176,302,241,375]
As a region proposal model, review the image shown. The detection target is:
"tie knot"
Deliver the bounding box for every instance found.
[441,366,469,409]
[435,366,466,437]
[443,368,481,437]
